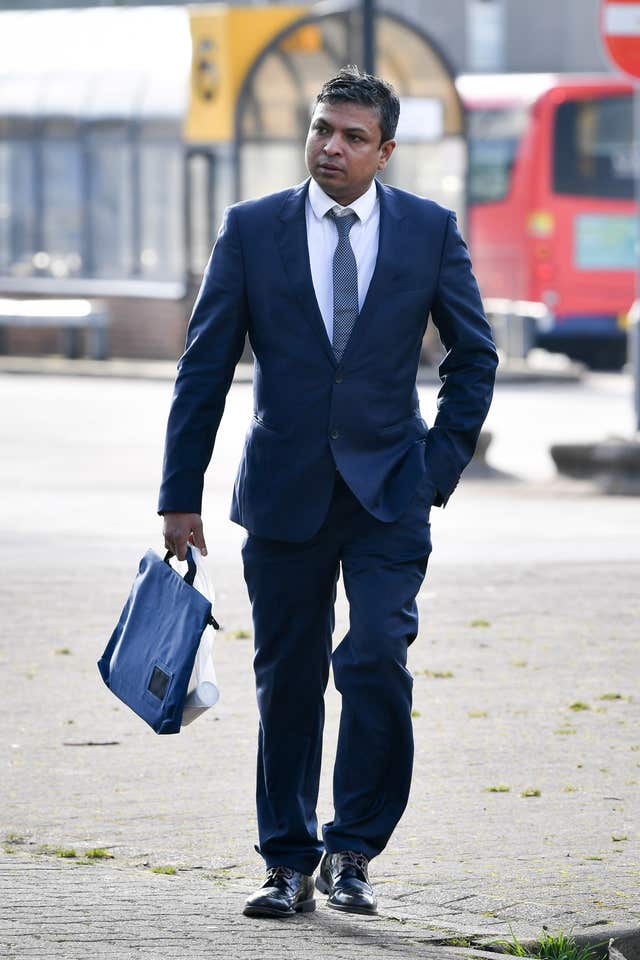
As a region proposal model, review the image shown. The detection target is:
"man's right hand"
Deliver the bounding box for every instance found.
[163,513,208,560]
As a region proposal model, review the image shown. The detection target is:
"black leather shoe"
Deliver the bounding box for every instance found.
[315,851,377,915]
[243,866,316,918]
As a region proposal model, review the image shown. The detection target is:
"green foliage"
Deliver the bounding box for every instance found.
[494,928,605,960]
[4,833,26,844]
[470,619,490,628]
[151,865,176,875]
[569,702,590,711]
[485,784,510,793]
[521,787,541,798]
[229,629,251,640]
[417,668,454,678]
[84,848,114,859]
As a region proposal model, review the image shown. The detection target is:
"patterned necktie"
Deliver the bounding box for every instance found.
[328,208,359,362]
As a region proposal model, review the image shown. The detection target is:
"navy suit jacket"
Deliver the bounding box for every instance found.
[158,178,498,542]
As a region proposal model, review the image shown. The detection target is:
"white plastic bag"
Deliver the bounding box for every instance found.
[181,544,220,726]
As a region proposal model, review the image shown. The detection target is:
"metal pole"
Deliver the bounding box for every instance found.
[634,83,640,432]
[362,0,375,75]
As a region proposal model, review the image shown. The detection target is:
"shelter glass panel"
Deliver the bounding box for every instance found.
[241,143,306,200]
[0,138,37,279]
[139,137,185,280]
[41,120,83,279]
[87,122,134,277]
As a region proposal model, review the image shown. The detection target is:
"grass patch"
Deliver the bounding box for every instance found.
[569,702,590,711]
[418,668,454,679]
[84,848,114,859]
[411,709,421,718]
[151,865,176,875]
[228,629,251,640]
[492,928,605,960]
[470,619,490,628]
[485,784,510,793]
[584,856,603,861]
[54,647,72,655]
[555,726,577,736]
[598,693,622,701]
[468,709,488,718]
[521,787,541,798]
[563,785,577,793]
[4,833,26,844]
[611,835,627,842]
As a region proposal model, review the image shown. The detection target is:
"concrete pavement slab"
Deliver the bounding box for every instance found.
[1,373,639,958]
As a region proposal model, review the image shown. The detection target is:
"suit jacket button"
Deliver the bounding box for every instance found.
[330,428,340,440]
[335,371,343,383]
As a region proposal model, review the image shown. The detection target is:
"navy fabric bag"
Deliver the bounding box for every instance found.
[98,547,218,734]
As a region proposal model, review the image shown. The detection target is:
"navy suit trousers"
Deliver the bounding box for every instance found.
[241,470,434,876]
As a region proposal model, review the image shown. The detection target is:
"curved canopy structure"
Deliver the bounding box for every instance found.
[235,8,465,212]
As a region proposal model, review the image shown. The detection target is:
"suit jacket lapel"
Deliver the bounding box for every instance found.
[276,178,407,369]
[276,179,336,367]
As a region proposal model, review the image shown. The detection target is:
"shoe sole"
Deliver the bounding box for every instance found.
[243,898,316,918]
[326,900,378,916]
[315,875,377,915]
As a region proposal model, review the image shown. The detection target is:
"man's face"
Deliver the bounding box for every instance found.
[305,100,396,206]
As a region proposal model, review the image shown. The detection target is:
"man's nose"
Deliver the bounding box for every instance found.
[323,133,343,155]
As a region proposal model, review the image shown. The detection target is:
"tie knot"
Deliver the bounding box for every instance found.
[329,208,358,238]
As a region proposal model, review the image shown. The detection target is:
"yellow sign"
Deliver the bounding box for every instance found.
[185,5,309,143]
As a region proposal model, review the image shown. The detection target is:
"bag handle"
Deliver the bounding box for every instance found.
[163,547,220,630]
[163,546,197,586]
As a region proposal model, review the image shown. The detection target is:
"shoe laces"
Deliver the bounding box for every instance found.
[265,865,295,884]
[336,850,369,876]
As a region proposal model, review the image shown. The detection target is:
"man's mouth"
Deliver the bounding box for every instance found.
[318,162,343,173]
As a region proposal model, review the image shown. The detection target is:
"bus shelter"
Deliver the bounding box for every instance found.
[0,4,465,358]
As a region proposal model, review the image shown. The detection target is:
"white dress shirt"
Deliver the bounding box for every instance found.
[305,178,380,343]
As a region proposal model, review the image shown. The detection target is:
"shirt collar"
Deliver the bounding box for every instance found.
[308,178,378,225]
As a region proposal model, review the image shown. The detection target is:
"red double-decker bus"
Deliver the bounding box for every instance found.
[457,73,634,370]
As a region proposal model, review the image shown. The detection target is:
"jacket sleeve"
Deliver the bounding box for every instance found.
[158,205,249,515]
[424,211,499,507]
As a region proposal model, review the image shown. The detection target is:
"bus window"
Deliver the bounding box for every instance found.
[467,106,528,204]
[553,96,633,199]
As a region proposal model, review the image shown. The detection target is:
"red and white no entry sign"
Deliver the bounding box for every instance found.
[602,0,640,78]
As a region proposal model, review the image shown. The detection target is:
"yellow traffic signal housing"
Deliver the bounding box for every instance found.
[185,5,310,143]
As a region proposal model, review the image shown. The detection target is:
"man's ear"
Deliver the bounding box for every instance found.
[378,139,396,170]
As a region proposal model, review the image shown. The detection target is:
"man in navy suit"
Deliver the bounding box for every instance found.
[160,66,498,918]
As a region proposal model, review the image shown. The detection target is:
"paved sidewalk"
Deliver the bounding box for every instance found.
[1,374,639,959]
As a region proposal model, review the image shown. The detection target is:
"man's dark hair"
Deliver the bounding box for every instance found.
[315,65,400,144]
